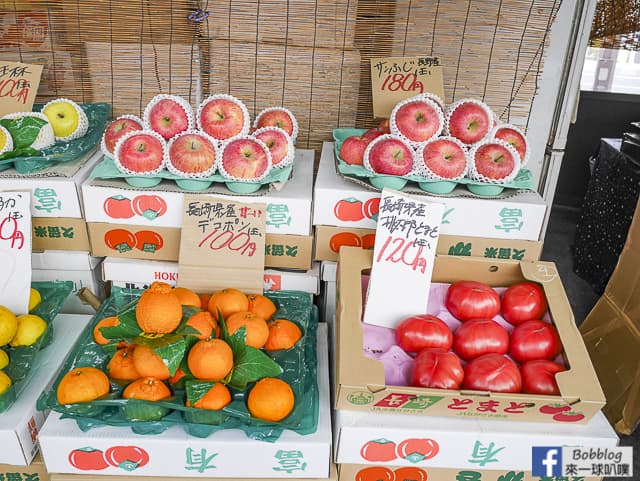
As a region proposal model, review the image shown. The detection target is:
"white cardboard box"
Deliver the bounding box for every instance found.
[313,142,547,241]
[0,314,91,465]
[82,149,314,235]
[0,150,101,218]
[39,324,332,478]
[32,265,103,315]
[321,262,337,283]
[102,257,321,295]
[320,281,336,326]
[333,408,618,470]
[32,250,102,271]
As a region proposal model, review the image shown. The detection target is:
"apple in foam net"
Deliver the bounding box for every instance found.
[339,135,369,166]
[421,138,467,179]
[42,98,87,140]
[366,137,413,176]
[494,126,527,162]
[169,133,216,174]
[103,116,143,154]
[448,101,491,144]
[254,128,290,166]
[255,108,295,138]
[362,127,387,142]
[117,132,164,173]
[221,138,270,179]
[200,98,246,140]
[473,142,517,180]
[393,100,441,143]
[146,98,190,140]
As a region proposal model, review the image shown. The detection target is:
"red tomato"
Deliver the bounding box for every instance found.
[411,349,463,390]
[521,360,565,395]
[452,318,509,361]
[132,195,167,219]
[68,448,108,470]
[509,319,562,363]
[396,438,439,462]
[103,195,134,219]
[463,353,522,393]
[355,467,394,481]
[445,281,500,322]
[396,314,453,353]
[104,229,136,251]
[394,467,428,481]
[134,230,164,252]
[501,282,548,325]
[104,445,150,470]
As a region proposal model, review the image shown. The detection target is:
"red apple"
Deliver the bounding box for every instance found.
[471,140,518,180]
[144,95,193,140]
[254,107,297,140]
[391,98,442,143]
[199,95,248,141]
[253,127,292,167]
[447,99,492,144]
[102,115,143,155]
[115,130,165,174]
[493,125,528,165]
[220,137,272,180]
[419,137,467,179]
[362,127,387,142]
[167,131,217,176]
[365,135,414,176]
[340,135,369,166]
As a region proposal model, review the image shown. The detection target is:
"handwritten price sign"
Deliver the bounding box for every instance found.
[0,191,32,314]
[0,61,43,117]
[370,56,444,118]
[178,195,266,295]
[363,189,444,328]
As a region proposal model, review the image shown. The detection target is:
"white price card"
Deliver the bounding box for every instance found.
[363,188,444,328]
[0,191,32,314]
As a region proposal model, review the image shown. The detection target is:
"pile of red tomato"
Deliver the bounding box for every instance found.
[396,281,565,395]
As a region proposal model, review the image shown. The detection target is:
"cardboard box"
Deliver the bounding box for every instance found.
[82,149,314,236]
[0,314,91,465]
[39,325,332,478]
[49,464,337,481]
[320,281,336,325]
[206,1,355,49]
[314,226,543,262]
[32,218,90,252]
[0,150,100,218]
[313,143,547,241]
[333,409,617,469]
[335,248,605,424]
[31,250,101,271]
[32,263,103,315]
[0,453,49,481]
[338,463,602,481]
[103,257,321,295]
[87,223,313,270]
[322,262,337,283]
[581,198,640,435]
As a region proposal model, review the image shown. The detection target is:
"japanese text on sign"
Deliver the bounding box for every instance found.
[363,189,444,328]
[178,196,266,295]
[0,191,32,314]
[370,56,444,118]
[0,61,43,116]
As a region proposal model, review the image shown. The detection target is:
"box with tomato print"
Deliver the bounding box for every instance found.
[335,247,606,424]
[313,142,546,241]
[82,148,314,236]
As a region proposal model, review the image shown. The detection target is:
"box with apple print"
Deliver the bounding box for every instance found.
[335,248,606,424]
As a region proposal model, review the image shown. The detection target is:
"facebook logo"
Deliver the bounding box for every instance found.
[532,447,563,477]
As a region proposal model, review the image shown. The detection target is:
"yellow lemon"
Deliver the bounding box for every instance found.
[0,128,7,150]
[28,288,42,312]
[0,350,8,370]
[0,306,17,347]
[0,371,12,395]
[10,314,47,347]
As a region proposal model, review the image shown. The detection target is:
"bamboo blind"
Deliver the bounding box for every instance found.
[590,0,640,51]
[0,0,561,156]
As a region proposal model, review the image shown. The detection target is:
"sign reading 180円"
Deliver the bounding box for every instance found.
[370,56,445,118]
[178,195,266,295]
[363,188,444,329]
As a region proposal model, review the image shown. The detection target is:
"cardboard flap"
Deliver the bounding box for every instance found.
[337,247,385,389]
[618,364,640,434]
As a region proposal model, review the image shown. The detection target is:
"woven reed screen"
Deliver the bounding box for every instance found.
[0,0,560,157]
[589,0,640,51]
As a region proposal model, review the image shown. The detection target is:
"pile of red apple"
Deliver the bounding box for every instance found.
[366,281,566,395]
[339,94,528,184]
[101,94,297,182]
